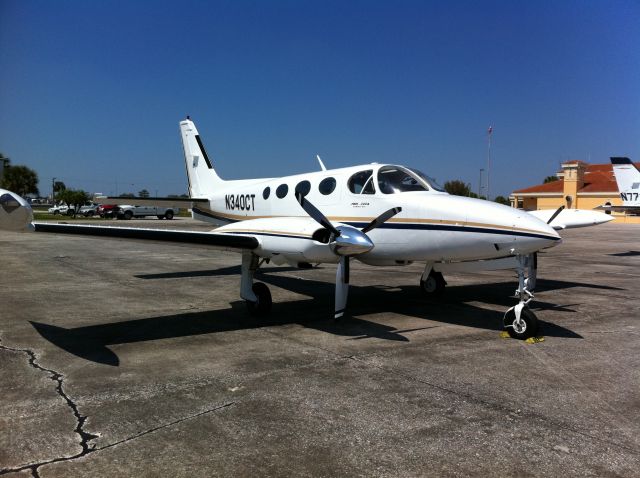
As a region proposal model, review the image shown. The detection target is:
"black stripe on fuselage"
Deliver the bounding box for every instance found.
[192,207,234,223]
[344,221,560,241]
[195,135,213,169]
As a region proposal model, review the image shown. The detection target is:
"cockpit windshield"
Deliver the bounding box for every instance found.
[407,167,446,192]
[377,166,429,194]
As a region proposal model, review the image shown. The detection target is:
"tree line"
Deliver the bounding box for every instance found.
[442,179,510,205]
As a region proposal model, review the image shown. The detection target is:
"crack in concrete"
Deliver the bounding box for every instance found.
[95,401,235,453]
[0,341,98,477]
[0,346,234,478]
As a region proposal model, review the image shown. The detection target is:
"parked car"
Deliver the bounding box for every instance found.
[78,203,100,217]
[116,205,178,220]
[97,204,118,218]
[48,204,72,215]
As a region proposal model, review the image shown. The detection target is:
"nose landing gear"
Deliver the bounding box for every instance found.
[504,254,539,340]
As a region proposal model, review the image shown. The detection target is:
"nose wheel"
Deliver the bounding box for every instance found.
[503,303,539,340]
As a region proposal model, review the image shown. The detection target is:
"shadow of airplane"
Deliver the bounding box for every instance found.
[30,269,601,366]
[608,251,640,257]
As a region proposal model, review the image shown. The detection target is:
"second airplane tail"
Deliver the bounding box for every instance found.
[611,157,640,206]
[180,118,224,198]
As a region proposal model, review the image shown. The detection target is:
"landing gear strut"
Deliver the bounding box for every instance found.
[241,252,272,316]
[504,254,539,340]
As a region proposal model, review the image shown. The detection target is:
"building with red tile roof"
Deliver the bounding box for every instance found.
[510,159,640,223]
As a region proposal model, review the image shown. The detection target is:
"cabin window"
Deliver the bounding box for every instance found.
[276,184,288,199]
[295,180,311,197]
[318,177,336,195]
[378,166,428,194]
[348,170,375,194]
[263,187,271,200]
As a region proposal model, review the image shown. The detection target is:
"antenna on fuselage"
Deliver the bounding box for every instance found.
[316,155,327,171]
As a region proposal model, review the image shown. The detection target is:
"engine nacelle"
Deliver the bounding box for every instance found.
[216,217,340,263]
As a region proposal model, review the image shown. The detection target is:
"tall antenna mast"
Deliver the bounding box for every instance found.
[487,125,493,200]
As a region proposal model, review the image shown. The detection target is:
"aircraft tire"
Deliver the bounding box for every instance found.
[420,271,446,295]
[246,282,272,316]
[505,307,539,340]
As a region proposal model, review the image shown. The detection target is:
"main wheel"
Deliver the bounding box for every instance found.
[504,307,539,340]
[246,282,272,316]
[420,271,446,295]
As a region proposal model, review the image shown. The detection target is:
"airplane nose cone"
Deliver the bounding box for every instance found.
[516,209,562,250]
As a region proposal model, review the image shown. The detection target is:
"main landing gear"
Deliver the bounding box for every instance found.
[420,263,447,295]
[503,253,539,340]
[241,252,272,316]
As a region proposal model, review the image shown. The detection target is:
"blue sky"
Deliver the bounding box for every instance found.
[1,0,638,198]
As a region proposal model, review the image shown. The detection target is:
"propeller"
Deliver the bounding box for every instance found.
[295,192,401,318]
[546,205,565,225]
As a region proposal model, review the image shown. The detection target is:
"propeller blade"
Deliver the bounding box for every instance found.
[361,207,402,233]
[546,205,565,225]
[335,256,349,319]
[295,192,341,237]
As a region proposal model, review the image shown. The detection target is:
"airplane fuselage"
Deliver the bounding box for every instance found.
[188,163,561,265]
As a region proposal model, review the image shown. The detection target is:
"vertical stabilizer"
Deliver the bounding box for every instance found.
[611,157,640,206]
[180,118,224,197]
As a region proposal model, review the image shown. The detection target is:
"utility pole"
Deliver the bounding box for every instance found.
[487,126,493,201]
[479,169,484,198]
[52,177,56,203]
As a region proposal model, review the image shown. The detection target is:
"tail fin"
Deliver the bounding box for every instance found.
[180,118,224,197]
[611,157,640,206]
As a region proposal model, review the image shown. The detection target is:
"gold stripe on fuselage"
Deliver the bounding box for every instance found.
[196,207,554,239]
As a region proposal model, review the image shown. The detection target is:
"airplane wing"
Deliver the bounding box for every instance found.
[527,208,613,230]
[33,223,258,251]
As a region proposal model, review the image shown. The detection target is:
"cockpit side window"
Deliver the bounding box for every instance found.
[348,170,376,194]
[377,166,428,194]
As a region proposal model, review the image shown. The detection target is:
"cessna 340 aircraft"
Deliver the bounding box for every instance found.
[0,118,613,340]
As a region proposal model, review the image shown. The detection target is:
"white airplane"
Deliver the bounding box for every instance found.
[0,118,613,340]
[599,157,640,213]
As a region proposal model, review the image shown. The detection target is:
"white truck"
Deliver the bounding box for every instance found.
[116,205,178,220]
